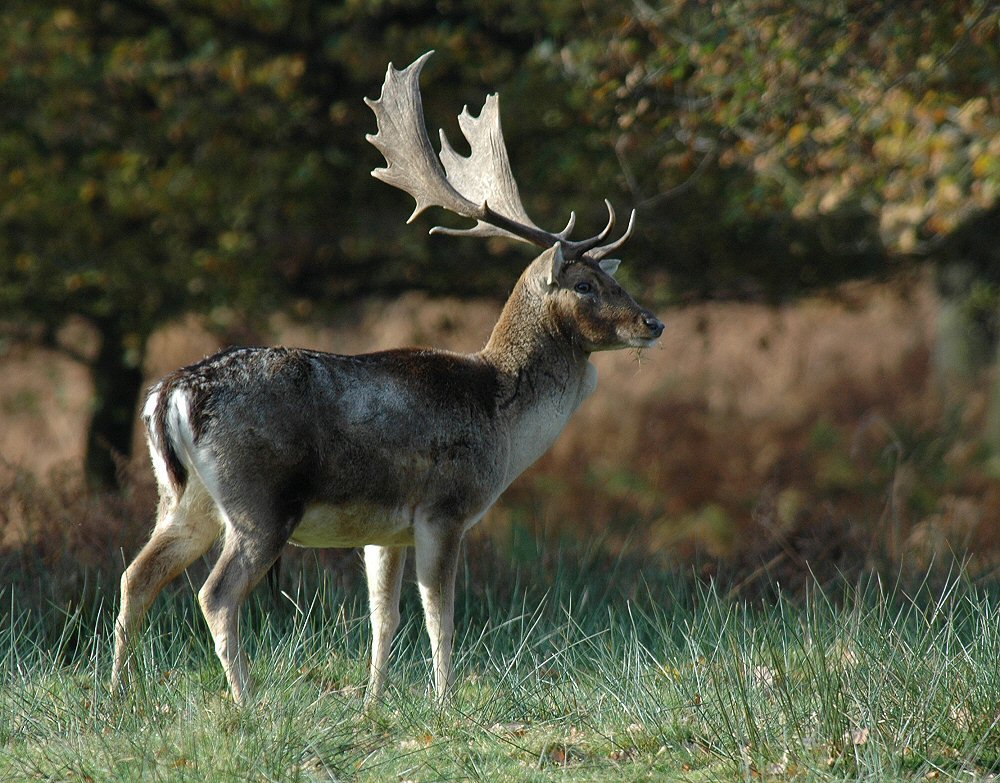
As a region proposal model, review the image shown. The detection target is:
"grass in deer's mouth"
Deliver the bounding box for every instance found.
[1,557,997,782]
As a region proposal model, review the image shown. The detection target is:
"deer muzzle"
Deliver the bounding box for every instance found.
[642,312,665,340]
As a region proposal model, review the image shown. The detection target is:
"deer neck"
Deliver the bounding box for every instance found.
[483,275,588,379]
[479,275,597,480]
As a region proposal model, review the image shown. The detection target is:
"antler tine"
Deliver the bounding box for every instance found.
[565,200,617,256]
[555,211,577,240]
[596,200,617,242]
[584,208,637,261]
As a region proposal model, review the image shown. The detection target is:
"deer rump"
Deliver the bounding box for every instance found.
[144,345,511,548]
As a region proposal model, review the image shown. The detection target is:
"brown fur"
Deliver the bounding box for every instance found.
[111,245,661,705]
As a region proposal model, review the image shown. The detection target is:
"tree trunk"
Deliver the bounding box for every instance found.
[932,261,1000,458]
[84,323,144,490]
[988,322,1000,457]
[932,263,992,393]
[932,207,1000,455]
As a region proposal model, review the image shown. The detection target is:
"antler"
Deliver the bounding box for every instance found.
[365,51,634,262]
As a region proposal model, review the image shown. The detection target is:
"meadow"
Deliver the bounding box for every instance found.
[2,277,999,781]
[1,546,998,783]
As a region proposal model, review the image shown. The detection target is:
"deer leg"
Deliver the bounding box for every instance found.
[112,489,218,693]
[414,520,462,702]
[197,526,285,704]
[362,545,406,705]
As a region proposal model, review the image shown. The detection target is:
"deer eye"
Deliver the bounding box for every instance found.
[573,281,593,295]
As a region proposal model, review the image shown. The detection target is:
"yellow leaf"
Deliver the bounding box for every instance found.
[972,154,994,178]
[53,9,78,30]
[787,123,810,145]
[79,180,99,204]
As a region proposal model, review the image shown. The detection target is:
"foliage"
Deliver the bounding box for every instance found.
[1,555,998,782]
[556,0,1000,287]
[0,0,583,338]
[4,2,998,319]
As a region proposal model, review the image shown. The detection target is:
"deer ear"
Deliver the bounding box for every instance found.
[542,243,567,286]
[599,258,621,278]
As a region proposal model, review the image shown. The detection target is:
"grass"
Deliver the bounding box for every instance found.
[1,551,998,782]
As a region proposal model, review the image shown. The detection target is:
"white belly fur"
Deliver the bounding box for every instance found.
[288,502,415,548]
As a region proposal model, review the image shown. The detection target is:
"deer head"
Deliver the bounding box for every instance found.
[528,244,664,353]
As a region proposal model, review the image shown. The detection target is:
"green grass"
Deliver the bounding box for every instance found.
[1,554,998,782]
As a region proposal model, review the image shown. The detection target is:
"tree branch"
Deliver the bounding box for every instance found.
[0,322,94,367]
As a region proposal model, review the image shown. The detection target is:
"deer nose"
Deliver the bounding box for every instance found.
[642,313,664,338]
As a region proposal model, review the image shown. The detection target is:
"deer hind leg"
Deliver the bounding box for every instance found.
[197,518,286,704]
[112,483,220,693]
[414,520,463,702]
[363,545,407,706]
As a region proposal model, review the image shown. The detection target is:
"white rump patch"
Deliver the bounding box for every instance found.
[143,387,174,493]
[142,384,162,424]
[161,388,231,527]
[165,389,195,461]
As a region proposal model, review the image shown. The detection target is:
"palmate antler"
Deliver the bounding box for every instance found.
[365,51,634,262]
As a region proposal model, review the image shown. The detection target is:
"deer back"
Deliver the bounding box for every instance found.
[144,346,516,538]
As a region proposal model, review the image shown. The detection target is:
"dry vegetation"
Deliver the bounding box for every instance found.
[1,268,997,597]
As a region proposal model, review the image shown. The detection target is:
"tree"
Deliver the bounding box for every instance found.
[0,0,582,486]
[553,0,998,254]
[0,1,329,484]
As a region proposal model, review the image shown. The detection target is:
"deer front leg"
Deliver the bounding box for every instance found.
[363,545,406,706]
[414,520,462,702]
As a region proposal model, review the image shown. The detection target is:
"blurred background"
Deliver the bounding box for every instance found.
[1,0,998,598]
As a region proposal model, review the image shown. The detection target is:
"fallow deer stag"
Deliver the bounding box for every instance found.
[111,50,663,705]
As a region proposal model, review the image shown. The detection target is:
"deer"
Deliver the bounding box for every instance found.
[111,50,664,706]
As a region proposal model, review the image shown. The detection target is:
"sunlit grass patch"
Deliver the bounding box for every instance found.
[1,560,997,782]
